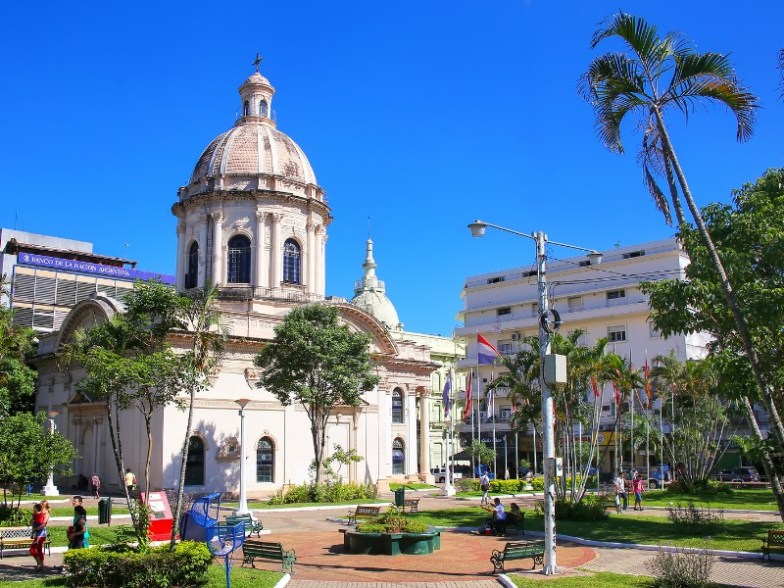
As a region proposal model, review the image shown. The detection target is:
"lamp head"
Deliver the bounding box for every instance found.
[235,398,251,409]
[467,220,488,238]
[587,251,603,266]
[47,409,60,418]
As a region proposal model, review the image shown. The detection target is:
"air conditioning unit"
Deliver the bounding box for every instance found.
[511,333,521,341]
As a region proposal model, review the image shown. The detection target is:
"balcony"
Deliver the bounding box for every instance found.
[216,285,324,304]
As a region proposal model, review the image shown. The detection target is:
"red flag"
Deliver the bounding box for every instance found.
[612,381,621,407]
[591,377,600,398]
[644,360,652,406]
[462,371,472,420]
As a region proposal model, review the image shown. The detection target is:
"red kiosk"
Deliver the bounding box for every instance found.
[140,491,175,541]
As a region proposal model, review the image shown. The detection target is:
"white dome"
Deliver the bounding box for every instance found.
[350,239,402,331]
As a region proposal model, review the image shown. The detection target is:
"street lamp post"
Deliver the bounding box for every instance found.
[42,410,60,496]
[442,414,456,496]
[468,220,601,575]
[235,398,251,515]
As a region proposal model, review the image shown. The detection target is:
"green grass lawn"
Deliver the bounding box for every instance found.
[389,483,437,491]
[641,488,779,511]
[225,498,388,510]
[1,562,281,588]
[508,570,653,587]
[405,506,782,552]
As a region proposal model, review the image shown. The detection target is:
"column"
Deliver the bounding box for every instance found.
[270,213,283,288]
[254,209,266,289]
[212,209,224,286]
[317,231,327,296]
[198,217,208,287]
[306,220,315,293]
[419,387,431,480]
[175,218,186,291]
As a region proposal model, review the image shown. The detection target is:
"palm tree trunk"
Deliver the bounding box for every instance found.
[170,385,196,548]
[654,107,784,518]
[741,397,784,518]
[663,155,687,226]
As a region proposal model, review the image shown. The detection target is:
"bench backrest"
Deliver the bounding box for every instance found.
[355,506,380,515]
[0,527,33,540]
[505,541,544,556]
[226,514,252,523]
[245,541,284,558]
[769,530,784,545]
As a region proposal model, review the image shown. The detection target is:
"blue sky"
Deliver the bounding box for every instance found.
[2,1,782,337]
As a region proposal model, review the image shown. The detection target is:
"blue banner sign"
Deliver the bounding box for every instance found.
[18,253,175,284]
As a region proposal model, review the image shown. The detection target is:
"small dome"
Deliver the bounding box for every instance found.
[180,63,322,201]
[350,239,402,331]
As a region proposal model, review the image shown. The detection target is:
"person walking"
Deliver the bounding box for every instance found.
[124,468,137,497]
[632,471,645,511]
[614,471,628,513]
[90,473,101,499]
[29,503,48,570]
[68,503,89,549]
[479,471,491,506]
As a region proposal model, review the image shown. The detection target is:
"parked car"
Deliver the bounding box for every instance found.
[430,467,463,484]
[646,467,672,489]
[717,466,760,483]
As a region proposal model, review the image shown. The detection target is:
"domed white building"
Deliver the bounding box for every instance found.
[34,63,451,496]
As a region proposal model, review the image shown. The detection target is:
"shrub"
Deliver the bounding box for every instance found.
[356,506,429,533]
[666,501,724,531]
[64,540,211,588]
[554,495,609,521]
[646,548,714,588]
[267,481,377,504]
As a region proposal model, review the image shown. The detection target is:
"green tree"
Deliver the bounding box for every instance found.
[642,169,784,516]
[61,280,185,538]
[254,305,379,484]
[581,12,784,518]
[170,284,226,547]
[467,438,496,474]
[0,412,77,516]
[0,275,37,416]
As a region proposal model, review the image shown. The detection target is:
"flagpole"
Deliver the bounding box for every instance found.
[491,370,497,476]
[645,351,650,490]
[443,368,456,497]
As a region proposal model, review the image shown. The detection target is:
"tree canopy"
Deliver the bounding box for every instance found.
[254,304,379,484]
[0,276,37,417]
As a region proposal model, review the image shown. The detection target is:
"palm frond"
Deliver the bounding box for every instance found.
[591,12,660,68]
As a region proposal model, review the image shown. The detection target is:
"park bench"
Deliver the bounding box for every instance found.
[225,513,263,537]
[762,529,784,561]
[403,498,420,513]
[0,527,51,560]
[241,539,296,574]
[347,505,381,525]
[490,540,545,574]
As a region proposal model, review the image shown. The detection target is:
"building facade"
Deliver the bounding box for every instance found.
[33,65,450,496]
[454,237,712,476]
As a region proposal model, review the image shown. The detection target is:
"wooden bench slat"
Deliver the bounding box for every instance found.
[490,540,545,574]
[225,513,263,538]
[347,505,381,525]
[242,540,296,574]
[762,530,784,561]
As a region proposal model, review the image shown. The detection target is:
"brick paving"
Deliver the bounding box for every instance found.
[1,492,783,587]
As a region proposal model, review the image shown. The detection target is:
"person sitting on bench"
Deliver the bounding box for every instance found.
[481,497,507,536]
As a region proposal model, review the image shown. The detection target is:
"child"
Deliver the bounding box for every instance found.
[632,471,645,511]
[29,503,48,570]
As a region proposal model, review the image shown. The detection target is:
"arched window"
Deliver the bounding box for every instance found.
[392,388,404,424]
[256,437,274,483]
[227,235,251,283]
[184,436,205,486]
[283,239,301,284]
[243,100,250,116]
[392,438,405,475]
[259,100,268,117]
[185,242,199,289]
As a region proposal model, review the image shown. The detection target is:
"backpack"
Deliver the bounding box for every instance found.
[480,476,490,490]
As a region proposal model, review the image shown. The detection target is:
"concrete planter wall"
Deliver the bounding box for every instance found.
[341,530,441,555]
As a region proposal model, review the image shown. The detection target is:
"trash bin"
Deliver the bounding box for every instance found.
[98,497,112,525]
[394,488,405,507]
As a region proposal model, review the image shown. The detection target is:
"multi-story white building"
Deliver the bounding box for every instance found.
[454,237,711,476]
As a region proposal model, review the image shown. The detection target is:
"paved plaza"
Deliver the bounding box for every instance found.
[0,493,782,587]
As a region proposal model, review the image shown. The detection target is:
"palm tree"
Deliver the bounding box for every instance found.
[170,284,226,547]
[606,354,644,474]
[581,13,784,516]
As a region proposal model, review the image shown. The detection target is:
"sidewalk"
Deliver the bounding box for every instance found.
[1,492,781,587]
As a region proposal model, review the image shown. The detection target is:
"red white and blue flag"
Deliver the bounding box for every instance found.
[477,334,500,365]
[442,372,452,418]
[463,371,473,420]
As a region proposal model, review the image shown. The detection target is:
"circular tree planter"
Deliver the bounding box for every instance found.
[341,529,441,555]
